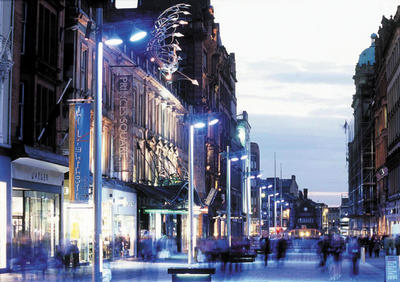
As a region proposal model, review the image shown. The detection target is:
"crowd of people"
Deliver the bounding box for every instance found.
[9,230,398,280]
[11,235,81,280]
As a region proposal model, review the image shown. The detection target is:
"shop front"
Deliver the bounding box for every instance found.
[11,155,67,260]
[0,154,11,271]
[64,180,137,263]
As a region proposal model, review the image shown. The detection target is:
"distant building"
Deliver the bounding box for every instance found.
[348,34,377,236]
[340,195,351,235]
[327,207,340,234]
[250,142,261,236]
[378,8,400,236]
[293,189,323,231]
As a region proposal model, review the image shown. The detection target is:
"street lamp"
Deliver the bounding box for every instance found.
[221,147,247,248]
[188,117,218,264]
[92,3,188,279]
[249,172,262,237]
[267,193,279,235]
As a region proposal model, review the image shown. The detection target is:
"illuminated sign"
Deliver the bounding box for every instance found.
[69,103,91,202]
[237,125,246,147]
[114,75,134,181]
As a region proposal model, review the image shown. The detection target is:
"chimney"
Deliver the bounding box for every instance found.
[291,175,296,180]
[304,188,308,199]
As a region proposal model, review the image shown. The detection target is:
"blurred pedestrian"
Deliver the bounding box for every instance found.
[261,236,271,266]
[70,240,80,277]
[373,237,381,257]
[34,243,48,279]
[318,235,329,269]
[54,245,64,278]
[276,235,287,267]
[349,237,360,277]
[384,235,394,255]
[395,235,400,255]
[329,234,344,281]
[368,236,374,257]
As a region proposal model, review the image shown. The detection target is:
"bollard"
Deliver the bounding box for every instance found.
[361,247,365,264]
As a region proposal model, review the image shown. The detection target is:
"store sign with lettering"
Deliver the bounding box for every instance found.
[12,163,63,186]
[114,75,134,180]
[69,103,91,202]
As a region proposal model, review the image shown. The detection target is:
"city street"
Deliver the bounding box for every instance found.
[0,253,384,282]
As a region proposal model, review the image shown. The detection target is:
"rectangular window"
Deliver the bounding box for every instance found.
[18,82,25,140]
[80,47,88,91]
[102,125,111,175]
[203,50,208,72]
[103,61,111,109]
[38,4,57,66]
[36,84,56,146]
[21,1,27,54]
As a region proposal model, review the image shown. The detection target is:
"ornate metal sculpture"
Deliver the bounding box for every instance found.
[146,3,190,77]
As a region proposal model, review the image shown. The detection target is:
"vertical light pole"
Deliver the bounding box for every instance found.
[226,146,231,248]
[273,152,277,229]
[188,118,218,264]
[227,152,247,247]
[280,164,283,227]
[268,193,279,235]
[259,185,266,236]
[188,124,195,265]
[246,143,251,238]
[94,7,103,282]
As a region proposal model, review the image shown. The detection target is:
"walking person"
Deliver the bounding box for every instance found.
[395,235,400,255]
[373,237,381,257]
[261,236,271,266]
[368,236,374,257]
[349,237,361,278]
[276,235,287,267]
[329,233,344,281]
[70,240,80,278]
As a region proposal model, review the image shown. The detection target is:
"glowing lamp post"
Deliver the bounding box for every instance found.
[223,148,247,248]
[267,192,279,235]
[188,117,219,264]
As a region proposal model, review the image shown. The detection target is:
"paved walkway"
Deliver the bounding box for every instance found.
[0,253,385,282]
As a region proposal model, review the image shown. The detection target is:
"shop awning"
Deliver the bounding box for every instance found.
[12,144,69,173]
[134,182,204,208]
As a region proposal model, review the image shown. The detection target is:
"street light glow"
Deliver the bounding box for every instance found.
[193,122,206,128]
[208,118,219,126]
[130,31,147,42]
[115,0,138,9]
[268,184,273,188]
[105,38,123,46]
[257,173,262,178]
[240,155,248,160]
[230,157,239,162]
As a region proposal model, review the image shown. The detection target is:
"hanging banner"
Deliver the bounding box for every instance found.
[69,103,91,202]
[114,75,134,181]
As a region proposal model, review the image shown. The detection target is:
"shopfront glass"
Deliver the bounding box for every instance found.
[12,190,60,257]
[65,203,93,263]
[0,181,7,268]
[64,188,137,262]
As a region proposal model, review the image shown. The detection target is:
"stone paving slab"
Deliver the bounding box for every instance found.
[0,255,385,282]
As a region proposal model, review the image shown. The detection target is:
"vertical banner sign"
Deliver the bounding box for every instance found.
[69,103,91,202]
[114,75,133,181]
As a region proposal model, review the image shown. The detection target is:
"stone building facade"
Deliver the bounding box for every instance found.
[348,35,377,236]
[137,0,242,239]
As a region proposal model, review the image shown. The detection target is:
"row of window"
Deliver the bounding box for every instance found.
[388,165,400,197]
[387,36,400,80]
